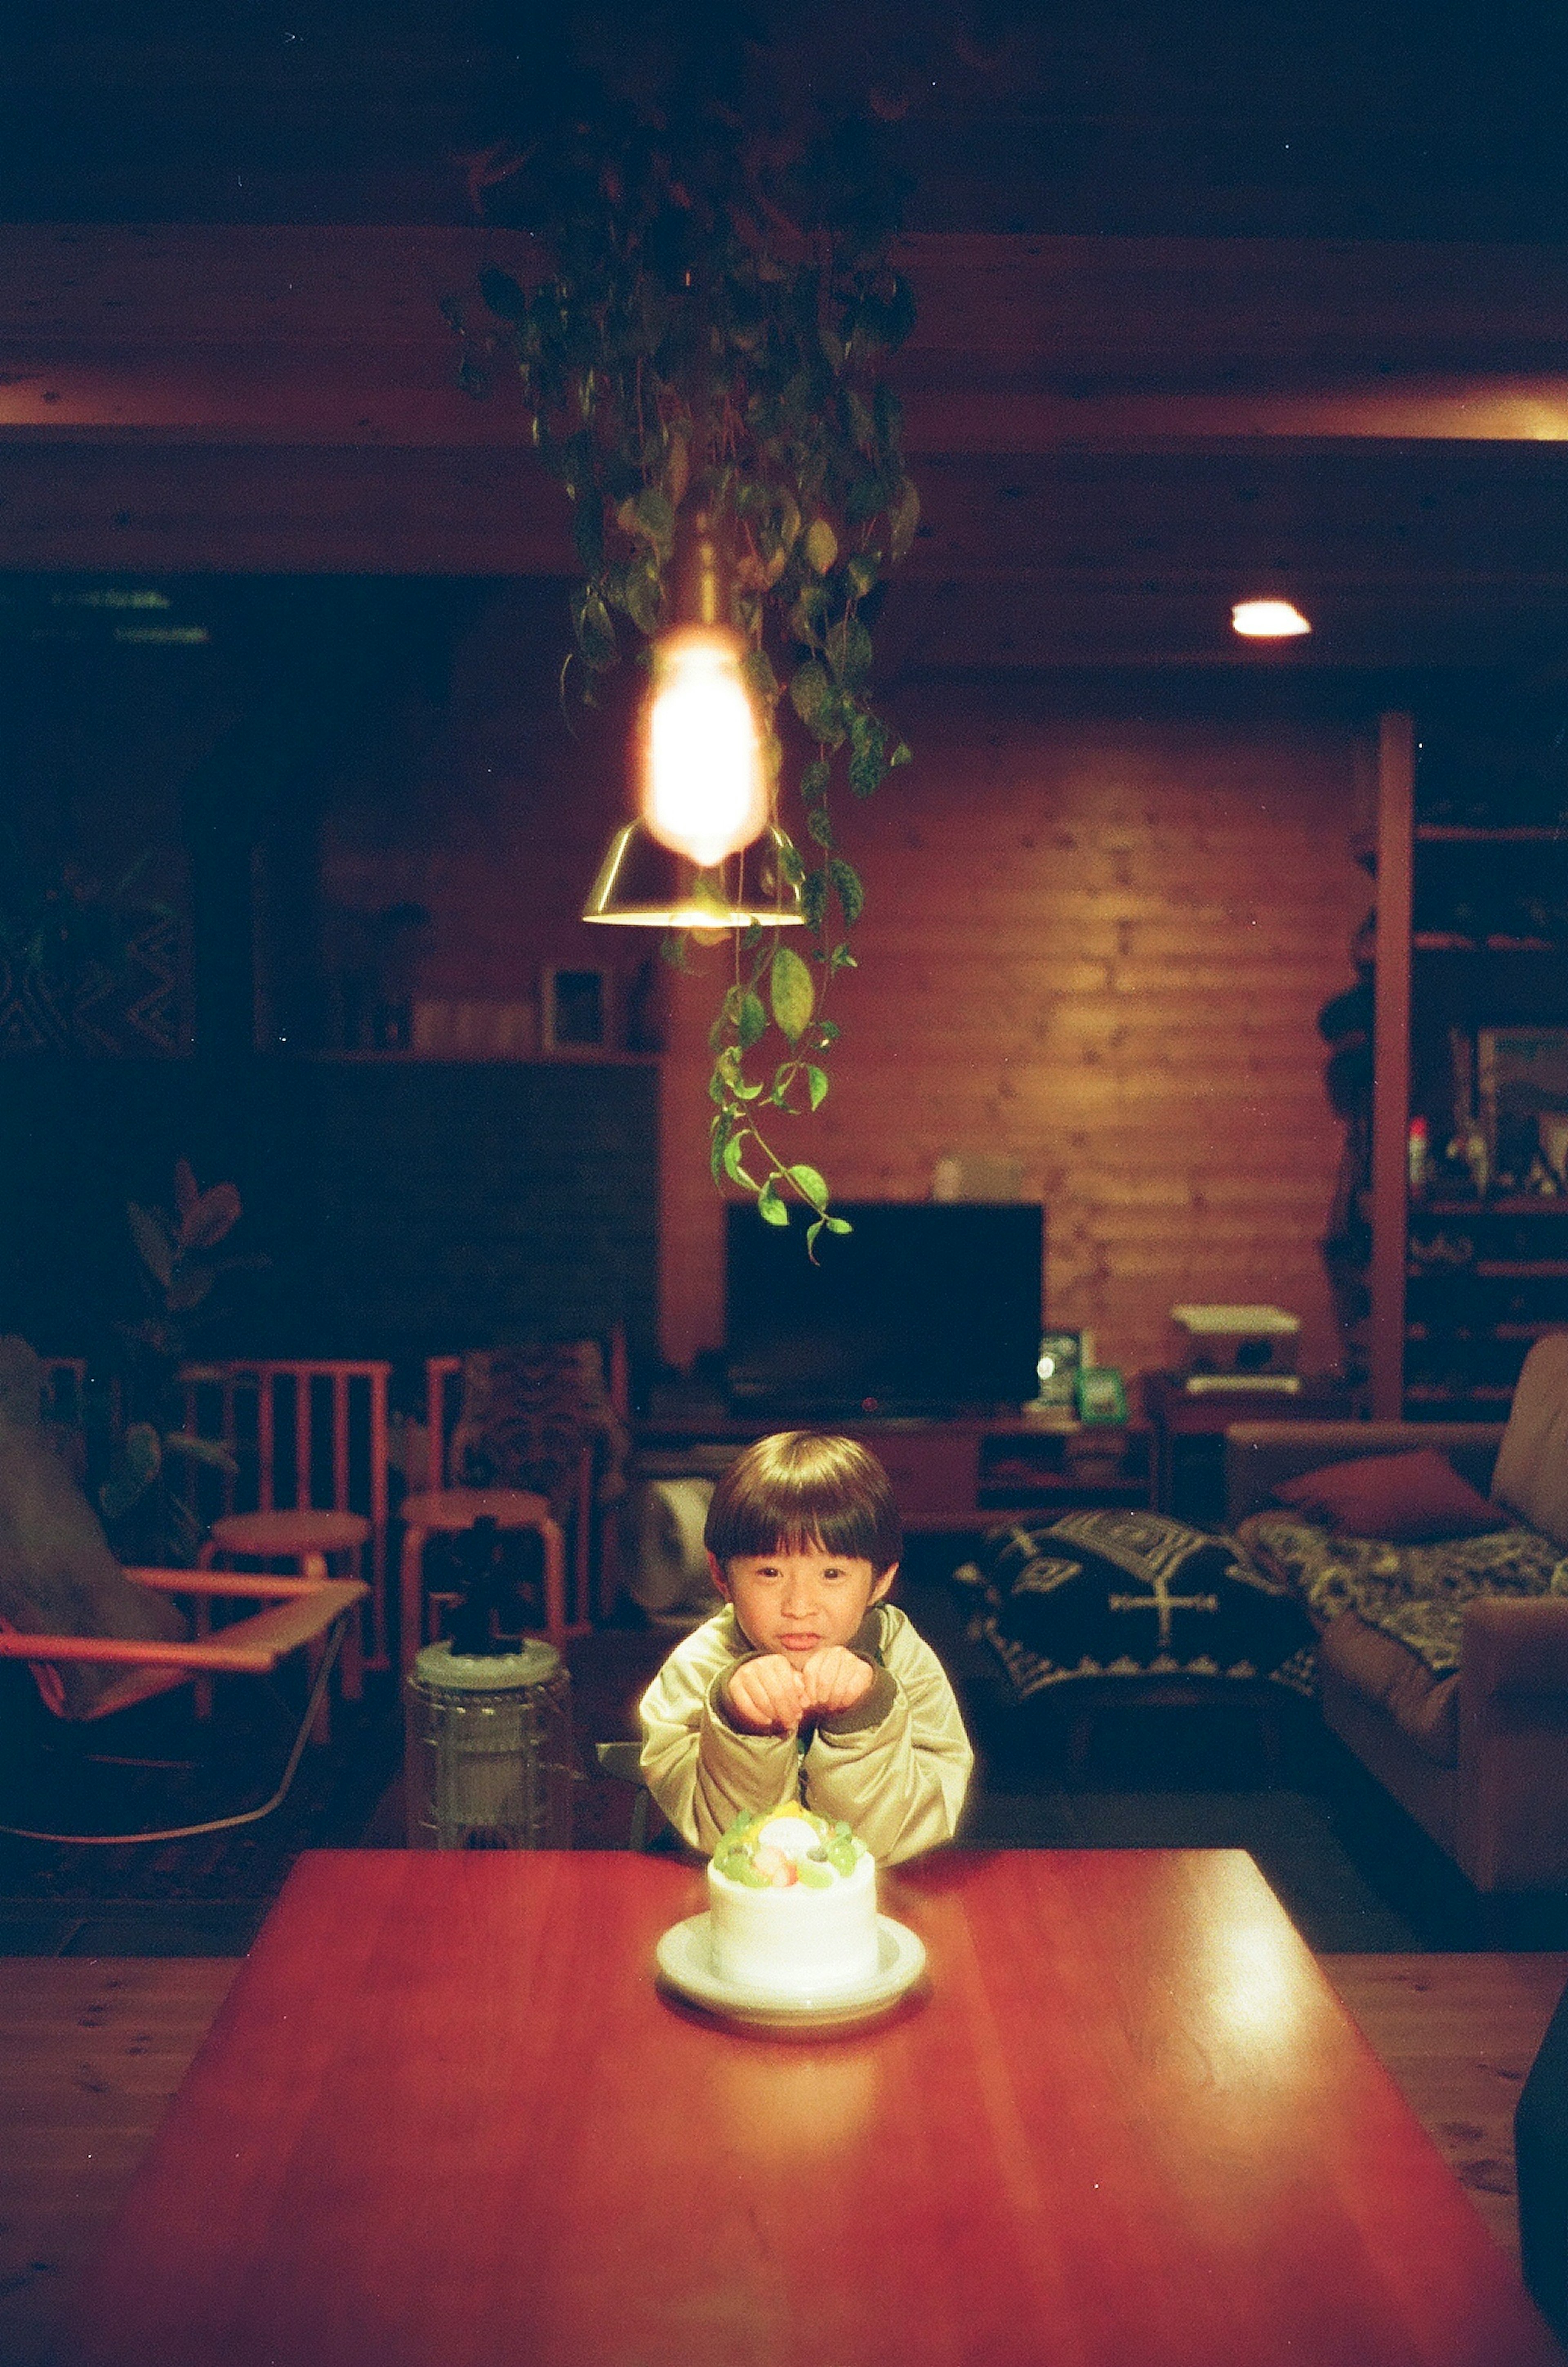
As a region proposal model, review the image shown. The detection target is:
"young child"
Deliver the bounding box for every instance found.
[638,1430,973,1864]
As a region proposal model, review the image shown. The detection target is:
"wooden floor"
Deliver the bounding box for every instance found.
[2,1950,1565,2366]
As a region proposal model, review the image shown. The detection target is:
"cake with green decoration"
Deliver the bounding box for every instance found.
[706,1808,878,1998]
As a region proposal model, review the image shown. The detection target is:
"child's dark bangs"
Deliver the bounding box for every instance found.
[719,1482,877,1565]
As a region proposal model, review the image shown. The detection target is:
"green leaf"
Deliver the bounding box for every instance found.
[889,477,922,564]
[889,740,913,769]
[633,487,675,555]
[806,809,834,848]
[770,945,815,1043]
[166,1264,216,1313]
[825,616,873,688]
[757,1180,790,1226]
[788,586,828,646]
[801,871,830,930]
[845,471,893,525]
[570,582,617,671]
[800,757,831,803]
[848,710,887,798]
[815,1018,841,1044]
[829,858,864,926]
[722,1133,760,1188]
[807,1216,826,1259]
[479,266,529,324]
[624,560,662,636]
[787,1163,830,1211]
[127,1202,174,1288]
[829,943,858,972]
[848,744,885,798]
[805,1064,829,1110]
[875,381,905,448]
[804,519,838,574]
[846,553,880,599]
[882,274,918,352]
[737,989,768,1050]
[789,661,834,736]
[740,647,780,707]
[179,1183,241,1253]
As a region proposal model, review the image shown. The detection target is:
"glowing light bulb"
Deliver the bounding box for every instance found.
[1231,599,1312,639]
[639,625,767,866]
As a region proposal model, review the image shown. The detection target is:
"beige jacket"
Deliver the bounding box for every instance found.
[638,1601,973,1865]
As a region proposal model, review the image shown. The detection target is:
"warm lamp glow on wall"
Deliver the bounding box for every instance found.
[1231,598,1312,640]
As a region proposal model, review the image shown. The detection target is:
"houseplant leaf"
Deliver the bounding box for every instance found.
[770,947,815,1044]
[127,1204,174,1289]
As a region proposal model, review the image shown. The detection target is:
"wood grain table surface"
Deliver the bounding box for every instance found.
[72,1848,1564,2367]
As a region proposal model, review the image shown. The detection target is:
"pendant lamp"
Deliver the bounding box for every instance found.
[582,495,797,929]
[581,818,806,929]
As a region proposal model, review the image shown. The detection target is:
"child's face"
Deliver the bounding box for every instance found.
[708,1541,896,1665]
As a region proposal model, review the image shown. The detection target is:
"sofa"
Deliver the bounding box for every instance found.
[1225,1333,1568,1895]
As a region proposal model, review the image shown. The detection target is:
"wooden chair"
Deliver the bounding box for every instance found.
[407,1332,629,1669]
[0,1562,367,1843]
[182,1360,393,1693]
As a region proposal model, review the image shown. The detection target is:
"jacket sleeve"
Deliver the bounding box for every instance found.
[800,1611,973,1865]
[638,1623,801,1854]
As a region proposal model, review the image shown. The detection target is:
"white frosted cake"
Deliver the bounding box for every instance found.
[706,1809,878,1999]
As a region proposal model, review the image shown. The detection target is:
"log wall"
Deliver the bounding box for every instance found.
[659,685,1371,1386]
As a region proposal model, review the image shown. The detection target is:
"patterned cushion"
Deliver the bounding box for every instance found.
[956,1507,1316,1707]
[1237,1511,1568,1677]
[451,1340,628,1520]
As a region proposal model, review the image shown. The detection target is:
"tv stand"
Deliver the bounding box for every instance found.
[633,1400,1154,1528]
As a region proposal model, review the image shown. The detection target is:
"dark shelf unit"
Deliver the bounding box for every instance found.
[1366,713,1568,1418]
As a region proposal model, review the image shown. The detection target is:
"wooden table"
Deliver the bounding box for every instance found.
[74,1849,1561,2367]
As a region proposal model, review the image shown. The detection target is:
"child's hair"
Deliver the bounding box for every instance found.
[704,1431,902,1572]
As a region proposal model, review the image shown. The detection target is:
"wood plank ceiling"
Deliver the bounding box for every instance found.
[4,5,1568,677]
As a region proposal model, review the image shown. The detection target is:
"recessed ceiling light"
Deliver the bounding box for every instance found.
[1232,598,1312,639]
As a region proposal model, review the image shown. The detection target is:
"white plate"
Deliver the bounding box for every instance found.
[655,1912,927,2035]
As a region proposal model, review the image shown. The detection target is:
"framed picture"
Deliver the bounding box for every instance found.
[541,966,611,1052]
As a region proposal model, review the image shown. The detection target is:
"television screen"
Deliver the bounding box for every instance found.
[724,1200,1044,1417]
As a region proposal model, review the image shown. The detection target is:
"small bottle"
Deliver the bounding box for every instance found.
[1408,1115,1430,1201]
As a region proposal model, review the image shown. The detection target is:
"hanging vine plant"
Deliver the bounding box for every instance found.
[451,13,920,1245]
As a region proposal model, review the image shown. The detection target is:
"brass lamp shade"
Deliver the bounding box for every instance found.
[581,819,806,929]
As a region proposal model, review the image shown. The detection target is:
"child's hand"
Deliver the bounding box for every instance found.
[725,1654,808,1735]
[797,1646,877,1718]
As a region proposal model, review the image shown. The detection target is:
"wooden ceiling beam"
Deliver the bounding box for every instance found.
[2,226,1568,455]
[7,354,1568,452]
